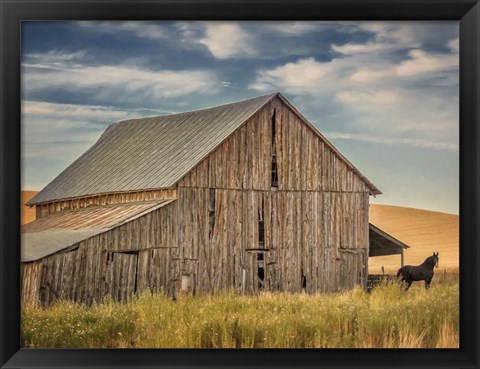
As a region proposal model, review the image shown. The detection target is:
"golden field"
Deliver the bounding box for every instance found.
[369,204,459,274]
[21,190,38,225]
[22,279,459,349]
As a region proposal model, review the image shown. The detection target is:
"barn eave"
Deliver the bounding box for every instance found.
[368,223,409,257]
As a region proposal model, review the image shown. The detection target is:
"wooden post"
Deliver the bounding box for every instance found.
[400,249,404,267]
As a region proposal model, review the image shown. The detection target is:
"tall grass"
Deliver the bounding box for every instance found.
[22,280,459,349]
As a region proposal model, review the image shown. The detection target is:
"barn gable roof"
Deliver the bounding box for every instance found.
[21,200,174,262]
[28,92,380,205]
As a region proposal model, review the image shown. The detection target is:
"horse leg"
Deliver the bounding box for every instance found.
[405,280,412,291]
[425,277,432,290]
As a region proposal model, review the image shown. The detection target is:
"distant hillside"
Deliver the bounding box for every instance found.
[369,204,459,273]
[21,191,38,225]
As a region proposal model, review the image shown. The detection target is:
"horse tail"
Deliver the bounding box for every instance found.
[397,267,403,279]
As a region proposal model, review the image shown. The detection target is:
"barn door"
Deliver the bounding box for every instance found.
[105,251,139,302]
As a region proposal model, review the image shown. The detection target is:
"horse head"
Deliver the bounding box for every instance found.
[432,252,439,268]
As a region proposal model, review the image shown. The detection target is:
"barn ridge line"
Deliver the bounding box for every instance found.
[28,92,380,206]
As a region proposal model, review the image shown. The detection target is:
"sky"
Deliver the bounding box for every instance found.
[21,21,459,214]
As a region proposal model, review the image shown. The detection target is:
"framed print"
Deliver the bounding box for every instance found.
[1,0,479,368]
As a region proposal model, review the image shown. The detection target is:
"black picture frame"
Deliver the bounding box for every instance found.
[1,1,478,368]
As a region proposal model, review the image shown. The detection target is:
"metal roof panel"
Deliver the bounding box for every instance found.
[21,200,174,261]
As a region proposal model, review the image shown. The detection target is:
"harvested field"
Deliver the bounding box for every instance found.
[369,204,459,274]
[21,190,38,225]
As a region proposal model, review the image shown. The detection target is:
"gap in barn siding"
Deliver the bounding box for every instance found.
[257,252,265,289]
[271,109,278,189]
[258,194,265,248]
[208,188,216,240]
[302,273,307,292]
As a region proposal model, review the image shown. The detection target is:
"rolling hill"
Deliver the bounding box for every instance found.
[369,204,459,273]
[21,191,38,225]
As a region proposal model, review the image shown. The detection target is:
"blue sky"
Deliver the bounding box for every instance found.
[21,21,459,214]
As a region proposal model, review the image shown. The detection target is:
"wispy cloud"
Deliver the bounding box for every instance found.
[249,24,459,151]
[23,56,220,102]
[395,49,458,77]
[326,131,458,151]
[332,42,388,55]
[264,22,322,35]
[78,21,167,40]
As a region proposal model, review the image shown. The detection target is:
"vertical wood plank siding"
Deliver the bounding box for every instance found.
[23,97,372,306]
[177,188,369,295]
[22,202,178,306]
[178,99,370,193]
[175,99,371,295]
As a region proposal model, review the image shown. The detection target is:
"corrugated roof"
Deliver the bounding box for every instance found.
[28,93,278,205]
[369,223,409,257]
[21,200,174,262]
[28,92,380,205]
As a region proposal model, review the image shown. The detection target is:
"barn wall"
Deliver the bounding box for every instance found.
[176,97,371,294]
[178,99,370,193]
[177,187,369,295]
[35,188,177,219]
[22,201,179,306]
[21,262,42,307]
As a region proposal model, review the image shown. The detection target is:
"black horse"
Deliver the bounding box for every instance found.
[397,252,439,290]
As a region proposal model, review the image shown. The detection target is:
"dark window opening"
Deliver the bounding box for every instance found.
[257,252,265,289]
[271,109,278,188]
[258,195,265,248]
[302,275,307,290]
[106,252,114,264]
[209,188,216,240]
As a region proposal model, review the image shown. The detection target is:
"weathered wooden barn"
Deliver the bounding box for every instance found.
[22,92,403,306]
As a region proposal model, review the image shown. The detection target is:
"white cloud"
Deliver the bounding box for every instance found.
[22,100,135,122]
[448,38,459,52]
[332,42,387,55]
[23,60,220,100]
[326,131,458,151]
[250,57,330,94]
[395,49,458,77]
[265,22,321,35]
[25,49,87,63]
[249,30,459,151]
[23,50,89,71]
[336,90,399,105]
[22,101,124,159]
[199,23,255,59]
[350,69,389,82]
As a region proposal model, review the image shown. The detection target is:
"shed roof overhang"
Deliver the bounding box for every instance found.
[369,223,409,257]
[21,199,175,262]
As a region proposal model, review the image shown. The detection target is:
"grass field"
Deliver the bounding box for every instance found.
[22,276,459,349]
